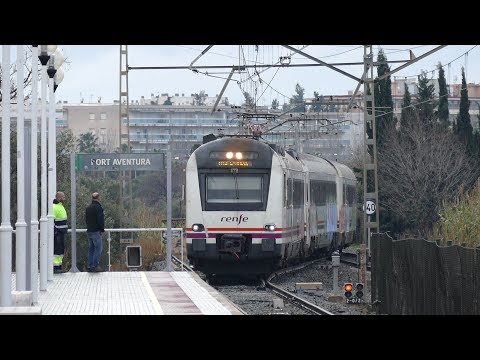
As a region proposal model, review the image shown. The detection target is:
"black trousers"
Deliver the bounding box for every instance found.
[54,231,65,255]
[54,231,65,269]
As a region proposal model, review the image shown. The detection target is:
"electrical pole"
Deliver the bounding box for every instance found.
[362,45,379,262]
[119,45,133,244]
[119,45,129,152]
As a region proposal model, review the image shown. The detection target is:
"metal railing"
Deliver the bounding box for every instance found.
[67,227,184,272]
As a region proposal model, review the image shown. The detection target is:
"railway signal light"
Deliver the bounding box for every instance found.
[344,283,353,299]
[355,283,364,299]
[344,282,364,303]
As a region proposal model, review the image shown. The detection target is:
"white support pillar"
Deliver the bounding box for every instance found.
[0,45,13,307]
[39,47,49,290]
[15,45,27,291]
[30,45,40,303]
[47,59,56,281]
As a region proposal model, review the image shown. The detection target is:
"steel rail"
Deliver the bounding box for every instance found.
[267,260,334,315]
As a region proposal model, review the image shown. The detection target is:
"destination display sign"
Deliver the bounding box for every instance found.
[217,160,252,167]
[77,153,165,172]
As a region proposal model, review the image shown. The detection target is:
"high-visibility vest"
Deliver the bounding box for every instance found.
[53,202,68,232]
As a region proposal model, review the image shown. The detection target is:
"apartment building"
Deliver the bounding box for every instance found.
[59,103,121,152]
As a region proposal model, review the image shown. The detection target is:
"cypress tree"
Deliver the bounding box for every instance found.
[437,63,450,127]
[455,67,473,152]
[474,106,480,166]
[365,85,373,139]
[400,83,415,130]
[416,71,436,126]
[374,49,393,149]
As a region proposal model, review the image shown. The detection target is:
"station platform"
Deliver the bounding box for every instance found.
[9,271,244,315]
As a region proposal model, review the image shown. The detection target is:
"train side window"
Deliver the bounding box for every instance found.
[293,179,304,207]
[309,180,315,205]
[326,182,336,203]
[346,185,356,204]
[310,180,317,205]
[287,178,293,206]
[310,180,320,206]
[320,181,326,205]
[306,178,309,203]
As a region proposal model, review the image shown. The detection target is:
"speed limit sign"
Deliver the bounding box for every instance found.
[364,200,376,215]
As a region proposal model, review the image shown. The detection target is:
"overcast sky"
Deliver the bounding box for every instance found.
[53,45,480,106]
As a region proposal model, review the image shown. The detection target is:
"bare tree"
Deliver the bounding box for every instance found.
[0,47,34,102]
[378,119,476,234]
[344,141,364,171]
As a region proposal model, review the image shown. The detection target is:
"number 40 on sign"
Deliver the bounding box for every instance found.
[363,200,376,215]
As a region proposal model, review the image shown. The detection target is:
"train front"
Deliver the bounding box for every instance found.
[185,136,282,276]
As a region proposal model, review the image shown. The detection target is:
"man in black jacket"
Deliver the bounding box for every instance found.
[85,192,105,272]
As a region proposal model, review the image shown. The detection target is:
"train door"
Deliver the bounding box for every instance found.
[286,172,293,239]
[338,178,346,246]
[303,167,310,249]
[308,179,318,249]
[292,174,304,258]
[285,170,294,258]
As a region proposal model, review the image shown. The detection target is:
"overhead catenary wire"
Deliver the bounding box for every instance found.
[238,45,364,107]
[398,45,477,79]
[135,45,477,109]
[380,45,428,56]
[256,66,282,104]
[238,45,310,85]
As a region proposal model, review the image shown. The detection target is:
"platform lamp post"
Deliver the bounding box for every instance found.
[52,49,64,212]
[0,45,13,306]
[38,44,56,288]
[15,45,27,292]
[47,47,64,280]
[30,45,40,303]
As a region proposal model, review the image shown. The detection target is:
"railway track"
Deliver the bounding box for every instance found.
[171,254,375,315]
[172,255,193,272]
[266,260,334,315]
[172,255,333,315]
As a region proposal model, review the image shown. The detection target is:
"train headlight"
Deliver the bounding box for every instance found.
[192,224,205,232]
[264,224,276,231]
[226,152,233,159]
[344,283,353,299]
[235,152,243,159]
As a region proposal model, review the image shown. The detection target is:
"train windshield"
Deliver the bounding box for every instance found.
[206,175,263,204]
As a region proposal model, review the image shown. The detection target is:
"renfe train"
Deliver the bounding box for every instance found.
[185,134,357,276]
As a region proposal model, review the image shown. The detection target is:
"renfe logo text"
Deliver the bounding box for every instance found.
[220,214,249,225]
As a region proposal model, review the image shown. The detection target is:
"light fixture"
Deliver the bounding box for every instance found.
[355,283,364,299]
[53,67,64,93]
[54,67,64,84]
[47,45,57,54]
[53,48,65,69]
[192,224,204,232]
[264,224,276,231]
[344,283,353,299]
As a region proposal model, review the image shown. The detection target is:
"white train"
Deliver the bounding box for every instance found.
[185,135,357,276]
